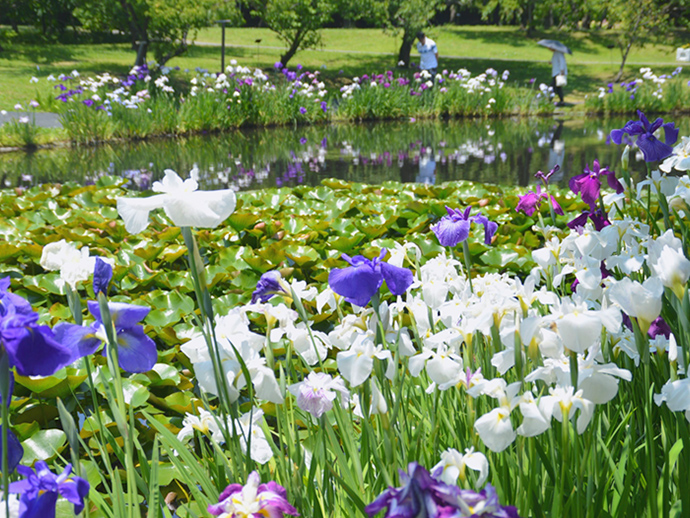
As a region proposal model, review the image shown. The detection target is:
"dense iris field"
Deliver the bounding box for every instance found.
[1,112,690,518]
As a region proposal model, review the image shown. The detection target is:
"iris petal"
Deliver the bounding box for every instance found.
[116,327,158,373]
[432,216,470,247]
[329,263,382,306]
[380,261,414,296]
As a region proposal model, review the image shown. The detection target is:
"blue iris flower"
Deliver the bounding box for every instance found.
[329,249,413,307]
[9,461,89,518]
[92,257,113,296]
[610,110,679,162]
[0,278,72,377]
[55,301,157,373]
[432,206,498,248]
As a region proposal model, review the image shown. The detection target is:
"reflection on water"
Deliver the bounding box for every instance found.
[1,116,687,191]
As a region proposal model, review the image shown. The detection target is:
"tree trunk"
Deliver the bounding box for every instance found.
[279,29,304,67]
[397,34,414,67]
[614,41,634,82]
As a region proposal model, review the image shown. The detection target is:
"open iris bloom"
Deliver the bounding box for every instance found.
[116,168,237,233]
[55,301,157,373]
[515,184,564,217]
[569,160,624,210]
[9,461,89,518]
[0,278,72,377]
[610,110,679,162]
[329,249,413,307]
[208,471,298,518]
[432,206,498,248]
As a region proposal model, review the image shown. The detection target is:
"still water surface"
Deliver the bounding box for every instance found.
[1,116,686,191]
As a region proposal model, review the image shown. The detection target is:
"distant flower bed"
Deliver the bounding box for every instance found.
[585,67,690,114]
[1,62,555,147]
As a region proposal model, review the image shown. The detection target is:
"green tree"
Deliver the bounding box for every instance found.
[607,0,670,81]
[384,0,444,67]
[247,0,334,66]
[75,0,234,66]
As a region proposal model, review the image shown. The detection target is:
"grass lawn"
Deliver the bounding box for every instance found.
[0,26,688,110]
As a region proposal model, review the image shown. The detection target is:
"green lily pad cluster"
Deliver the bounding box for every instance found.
[0,175,588,509]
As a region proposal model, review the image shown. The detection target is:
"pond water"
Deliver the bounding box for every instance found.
[1,116,686,191]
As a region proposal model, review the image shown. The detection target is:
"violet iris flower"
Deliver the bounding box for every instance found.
[569,160,624,209]
[0,277,72,377]
[515,185,564,217]
[9,461,89,518]
[208,471,298,517]
[567,208,611,232]
[432,206,498,247]
[436,484,521,518]
[365,462,447,518]
[251,271,287,303]
[329,249,413,307]
[54,301,157,373]
[93,257,113,296]
[610,110,679,162]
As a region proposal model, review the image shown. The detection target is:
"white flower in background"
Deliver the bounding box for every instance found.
[0,493,20,517]
[515,391,553,437]
[545,386,595,434]
[177,409,225,443]
[606,276,663,333]
[470,379,521,452]
[18,116,29,124]
[667,176,690,214]
[336,331,394,387]
[432,447,489,487]
[180,310,282,403]
[650,245,690,298]
[286,323,330,365]
[288,372,350,418]
[655,378,690,421]
[230,409,273,464]
[352,378,389,417]
[660,137,690,173]
[39,239,111,290]
[117,168,236,233]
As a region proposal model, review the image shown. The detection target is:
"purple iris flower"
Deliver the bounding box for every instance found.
[208,471,297,517]
[568,160,624,209]
[610,110,679,162]
[622,314,672,339]
[535,164,559,186]
[0,373,24,473]
[436,484,521,518]
[9,461,89,518]
[329,249,413,307]
[251,271,287,303]
[54,301,157,373]
[299,137,307,145]
[432,206,498,247]
[321,101,328,113]
[82,99,94,107]
[299,106,307,115]
[515,185,564,217]
[567,208,611,232]
[0,278,72,377]
[365,463,446,518]
[93,257,112,296]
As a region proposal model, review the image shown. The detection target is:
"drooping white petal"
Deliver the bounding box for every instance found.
[116,194,167,233]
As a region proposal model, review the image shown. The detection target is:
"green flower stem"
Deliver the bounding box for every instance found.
[0,353,10,518]
[462,239,474,293]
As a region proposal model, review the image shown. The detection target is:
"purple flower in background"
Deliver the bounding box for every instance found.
[534,164,559,186]
[251,271,287,303]
[516,185,563,217]
[10,461,90,518]
[288,372,350,418]
[569,160,624,209]
[208,471,298,517]
[0,278,72,377]
[93,257,112,296]
[299,137,307,145]
[610,110,679,162]
[320,101,328,113]
[54,301,156,373]
[567,208,611,232]
[274,62,283,69]
[299,106,307,115]
[365,463,446,518]
[432,206,498,247]
[437,484,521,518]
[320,137,328,149]
[329,248,413,307]
[648,316,672,339]
[82,99,94,107]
